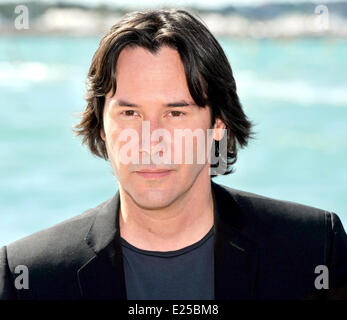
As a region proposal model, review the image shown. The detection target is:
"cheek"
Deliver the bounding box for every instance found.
[169,116,211,165]
[169,133,209,166]
[104,123,121,152]
[104,112,139,149]
[103,119,123,160]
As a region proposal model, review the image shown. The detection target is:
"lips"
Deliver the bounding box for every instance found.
[135,168,173,179]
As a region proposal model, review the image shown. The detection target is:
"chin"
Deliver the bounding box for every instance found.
[131,188,178,210]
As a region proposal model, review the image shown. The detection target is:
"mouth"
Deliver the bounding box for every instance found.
[135,169,173,179]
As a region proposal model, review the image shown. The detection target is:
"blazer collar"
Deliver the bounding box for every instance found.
[77,192,127,300]
[211,181,259,300]
[78,181,259,300]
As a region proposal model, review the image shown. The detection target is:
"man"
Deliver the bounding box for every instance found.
[1,9,346,300]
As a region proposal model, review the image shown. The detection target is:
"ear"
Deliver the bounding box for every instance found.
[100,128,106,141]
[213,118,226,141]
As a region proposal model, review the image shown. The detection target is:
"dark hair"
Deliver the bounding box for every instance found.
[74,9,254,176]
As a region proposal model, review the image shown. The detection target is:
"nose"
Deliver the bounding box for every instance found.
[139,118,170,164]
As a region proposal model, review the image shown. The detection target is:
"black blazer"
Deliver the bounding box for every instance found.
[1,181,347,300]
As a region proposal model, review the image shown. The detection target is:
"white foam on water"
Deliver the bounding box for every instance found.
[237,70,347,107]
[0,61,69,87]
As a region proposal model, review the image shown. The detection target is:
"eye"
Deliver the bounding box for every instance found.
[121,110,139,117]
[168,111,185,117]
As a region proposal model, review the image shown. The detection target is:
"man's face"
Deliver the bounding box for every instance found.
[101,45,224,210]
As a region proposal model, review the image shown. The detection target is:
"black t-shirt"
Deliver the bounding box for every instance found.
[120,226,215,300]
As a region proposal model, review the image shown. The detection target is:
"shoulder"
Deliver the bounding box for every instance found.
[215,181,329,217]
[212,181,332,234]
[5,196,114,269]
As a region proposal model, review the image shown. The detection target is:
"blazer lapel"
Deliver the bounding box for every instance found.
[77,191,127,300]
[77,181,259,300]
[212,181,259,300]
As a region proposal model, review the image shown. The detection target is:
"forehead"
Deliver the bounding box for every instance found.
[114,45,191,100]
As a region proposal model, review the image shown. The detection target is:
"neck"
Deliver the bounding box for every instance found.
[119,166,214,251]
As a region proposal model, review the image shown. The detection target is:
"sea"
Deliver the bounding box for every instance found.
[1,35,346,246]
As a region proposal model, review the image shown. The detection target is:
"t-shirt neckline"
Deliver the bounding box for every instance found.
[120,225,214,258]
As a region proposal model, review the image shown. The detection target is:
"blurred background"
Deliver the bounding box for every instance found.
[1,0,347,246]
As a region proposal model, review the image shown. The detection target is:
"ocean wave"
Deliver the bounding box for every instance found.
[0,61,69,86]
[237,70,347,106]
[1,62,346,107]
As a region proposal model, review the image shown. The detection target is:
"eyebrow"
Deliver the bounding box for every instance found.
[167,100,193,107]
[114,100,137,107]
[114,99,195,107]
